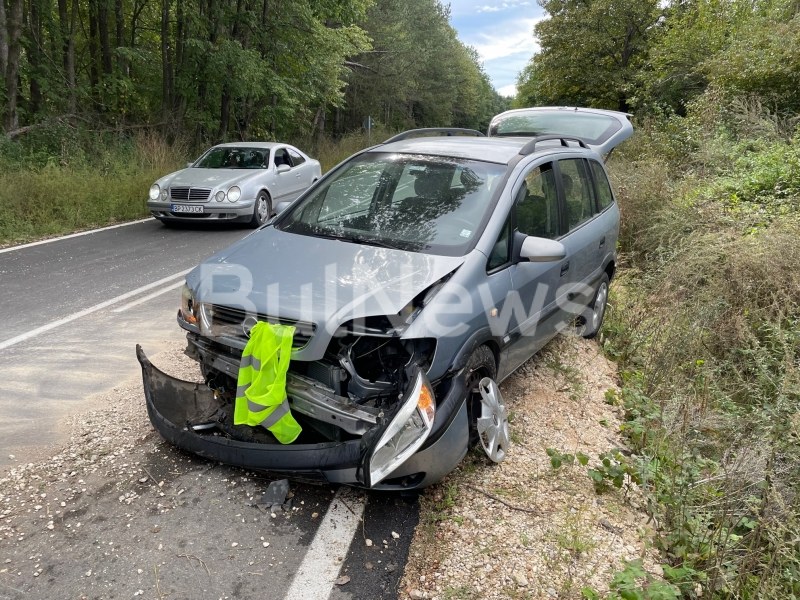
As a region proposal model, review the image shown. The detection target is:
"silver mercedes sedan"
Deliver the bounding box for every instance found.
[147,142,322,227]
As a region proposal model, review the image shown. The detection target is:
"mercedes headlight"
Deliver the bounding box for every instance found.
[227,186,241,202]
[367,371,435,486]
[215,191,225,202]
[149,184,161,200]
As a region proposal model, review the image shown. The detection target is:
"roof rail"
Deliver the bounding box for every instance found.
[382,128,486,144]
[518,135,588,155]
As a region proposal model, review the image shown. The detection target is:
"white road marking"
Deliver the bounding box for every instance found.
[111,280,185,313]
[0,269,191,351]
[0,219,152,255]
[284,488,366,600]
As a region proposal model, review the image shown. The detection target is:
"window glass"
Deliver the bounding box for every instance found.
[590,160,614,210]
[288,148,306,166]
[515,162,559,239]
[278,152,506,256]
[487,215,511,270]
[559,159,595,230]
[274,148,291,168]
[194,147,268,169]
[310,162,384,224]
[489,110,621,144]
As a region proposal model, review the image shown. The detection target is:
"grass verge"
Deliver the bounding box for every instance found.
[601,92,800,597]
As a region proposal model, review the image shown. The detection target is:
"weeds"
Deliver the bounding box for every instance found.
[603,93,800,596]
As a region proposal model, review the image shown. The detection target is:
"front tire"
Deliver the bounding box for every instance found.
[249,191,272,228]
[579,273,610,339]
[463,345,497,444]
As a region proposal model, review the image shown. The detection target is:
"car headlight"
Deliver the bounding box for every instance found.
[180,284,199,325]
[161,189,168,200]
[227,186,241,202]
[215,191,225,202]
[149,184,160,200]
[367,371,435,487]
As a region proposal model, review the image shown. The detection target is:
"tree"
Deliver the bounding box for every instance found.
[341,0,502,132]
[3,0,22,130]
[528,0,661,111]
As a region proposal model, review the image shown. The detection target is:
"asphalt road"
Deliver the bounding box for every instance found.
[0,219,419,600]
[0,219,248,464]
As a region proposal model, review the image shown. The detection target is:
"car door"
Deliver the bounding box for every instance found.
[553,157,607,318]
[272,147,304,202]
[287,148,315,193]
[556,158,606,316]
[495,160,570,375]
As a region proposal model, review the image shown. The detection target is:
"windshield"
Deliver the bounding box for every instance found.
[277,152,506,255]
[489,110,622,144]
[193,147,270,169]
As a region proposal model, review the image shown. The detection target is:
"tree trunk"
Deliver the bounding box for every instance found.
[218,84,230,140]
[115,0,125,74]
[129,0,146,47]
[98,0,112,75]
[161,0,173,118]
[57,0,76,112]
[312,104,325,145]
[88,0,99,89]
[0,0,8,75]
[28,0,43,115]
[4,0,23,130]
[175,0,183,71]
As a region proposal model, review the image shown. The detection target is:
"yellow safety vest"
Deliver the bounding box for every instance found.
[233,321,302,444]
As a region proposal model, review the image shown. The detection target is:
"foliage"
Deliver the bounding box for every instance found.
[340,0,506,132]
[0,0,498,141]
[581,560,684,600]
[517,0,661,111]
[602,98,800,596]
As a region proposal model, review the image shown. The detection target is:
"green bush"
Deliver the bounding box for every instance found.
[604,97,800,597]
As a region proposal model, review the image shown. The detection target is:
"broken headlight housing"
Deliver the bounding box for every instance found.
[366,370,435,486]
[180,283,199,325]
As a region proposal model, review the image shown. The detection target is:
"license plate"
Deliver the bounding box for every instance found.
[171,204,203,213]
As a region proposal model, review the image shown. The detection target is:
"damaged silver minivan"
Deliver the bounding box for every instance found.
[137,108,633,490]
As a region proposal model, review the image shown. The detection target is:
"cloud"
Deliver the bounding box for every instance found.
[497,83,518,97]
[469,17,541,62]
[475,1,532,13]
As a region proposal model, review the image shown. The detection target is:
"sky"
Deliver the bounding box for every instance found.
[448,0,545,97]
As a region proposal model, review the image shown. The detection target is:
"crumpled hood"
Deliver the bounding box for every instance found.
[187,227,465,347]
[159,168,261,190]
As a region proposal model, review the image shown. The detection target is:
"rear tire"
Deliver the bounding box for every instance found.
[250,191,272,228]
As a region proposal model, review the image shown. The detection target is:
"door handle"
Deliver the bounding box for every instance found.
[560,261,570,277]
[599,237,606,249]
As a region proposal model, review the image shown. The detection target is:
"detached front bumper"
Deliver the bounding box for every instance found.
[136,346,468,490]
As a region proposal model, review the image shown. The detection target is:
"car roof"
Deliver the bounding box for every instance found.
[213,142,285,149]
[372,136,597,165]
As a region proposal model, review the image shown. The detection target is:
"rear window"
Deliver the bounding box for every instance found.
[489,110,622,145]
[590,161,615,210]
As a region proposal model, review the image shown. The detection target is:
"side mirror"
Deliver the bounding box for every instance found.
[276,164,291,174]
[274,201,292,215]
[186,162,194,168]
[519,236,566,262]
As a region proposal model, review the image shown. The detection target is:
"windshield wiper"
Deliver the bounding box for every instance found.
[335,235,401,250]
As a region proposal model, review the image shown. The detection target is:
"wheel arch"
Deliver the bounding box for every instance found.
[604,259,616,282]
